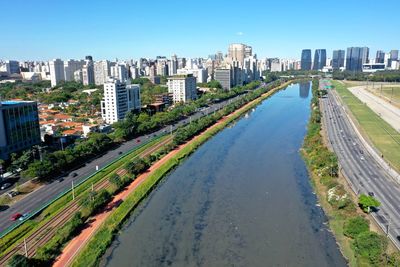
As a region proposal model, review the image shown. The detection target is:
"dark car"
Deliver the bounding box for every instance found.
[118,151,123,155]
[71,172,78,177]
[368,192,375,197]
[1,183,11,190]
[136,139,141,143]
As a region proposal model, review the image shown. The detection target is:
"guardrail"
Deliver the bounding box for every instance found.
[0,134,166,239]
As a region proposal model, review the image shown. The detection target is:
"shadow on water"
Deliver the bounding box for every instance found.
[101,84,346,267]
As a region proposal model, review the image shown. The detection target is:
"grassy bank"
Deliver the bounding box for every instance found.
[332,81,400,172]
[302,80,399,266]
[0,135,168,258]
[71,80,294,266]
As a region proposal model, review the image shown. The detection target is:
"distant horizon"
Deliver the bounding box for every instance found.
[1,46,398,62]
[2,0,399,60]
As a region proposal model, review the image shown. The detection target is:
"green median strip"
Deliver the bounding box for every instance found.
[332,81,400,172]
[0,135,168,258]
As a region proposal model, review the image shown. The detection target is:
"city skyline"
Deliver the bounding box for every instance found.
[2,0,400,60]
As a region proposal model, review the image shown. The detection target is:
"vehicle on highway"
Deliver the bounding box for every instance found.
[368,192,375,197]
[10,213,22,221]
[136,139,141,143]
[18,213,29,221]
[0,205,9,212]
[1,182,11,190]
[71,172,78,177]
[360,156,365,161]
[118,151,123,155]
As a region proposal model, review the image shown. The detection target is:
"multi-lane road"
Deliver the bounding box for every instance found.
[320,80,400,249]
[0,82,269,234]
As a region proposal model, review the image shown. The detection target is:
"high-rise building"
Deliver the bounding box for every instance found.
[0,101,40,160]
[167,74,197,103]
[228,43,246,65]
[313,49,327,70]
[301,49,312,70]
[244,46,252,57]
[346,47,369,72]
[214,69,232,90]
[101,78,141,124]
[82,62,95,85]
[94,60,111,85]
[49,59,65,87]
[169,54,178,75]
[6,60,20,74]
[388,50,399,68]
[332,50,345,70]
[111,64,129,82]
[64,60,84,81]
[375,50,385,64]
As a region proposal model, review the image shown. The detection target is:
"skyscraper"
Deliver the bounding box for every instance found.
[388,50,399,67]
[300,49,312,70]
[228,43,246,65]
[345,47,369,72]
[313,49,327,70]
[49,59,65,87]
[332,50,345,70]
[375,50,385,64]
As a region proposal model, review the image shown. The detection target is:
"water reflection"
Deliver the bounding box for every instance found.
[299,81,310,98]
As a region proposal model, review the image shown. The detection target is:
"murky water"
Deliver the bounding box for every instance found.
[101,83,347,267]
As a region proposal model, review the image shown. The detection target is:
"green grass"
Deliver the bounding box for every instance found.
[71,80,294,267]
[333,80,400,172]
[0,135,168,257]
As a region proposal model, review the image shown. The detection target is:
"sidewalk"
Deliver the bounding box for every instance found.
[348,86,400,133]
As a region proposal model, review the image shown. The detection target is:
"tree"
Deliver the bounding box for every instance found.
[343,216,370,238]
[358,194,381,213]
[126,158,149,176]
[7,254,32,267]
[109,173,123,188]
[354,231,387,265]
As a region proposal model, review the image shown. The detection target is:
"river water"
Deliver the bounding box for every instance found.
[101,83,347,267]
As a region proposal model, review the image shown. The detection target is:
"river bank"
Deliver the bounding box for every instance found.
[61,80,296,266]
[301,80,399,266]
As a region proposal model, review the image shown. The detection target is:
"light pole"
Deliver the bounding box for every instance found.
[72,181,75,200]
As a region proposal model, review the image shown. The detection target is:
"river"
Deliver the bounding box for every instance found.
[101,82,347,267]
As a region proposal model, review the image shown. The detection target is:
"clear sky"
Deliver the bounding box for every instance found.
[2,0,399,61]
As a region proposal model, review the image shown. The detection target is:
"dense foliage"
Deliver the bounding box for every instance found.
[343,216,370,238]
[358,194,381,213]
[332,70,400,82]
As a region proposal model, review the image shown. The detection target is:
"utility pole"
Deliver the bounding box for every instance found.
[72,181,75,200]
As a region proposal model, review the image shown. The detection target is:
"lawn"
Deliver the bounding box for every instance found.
[333,81,400,172]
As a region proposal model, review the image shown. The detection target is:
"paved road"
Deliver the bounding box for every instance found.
[349,85,400,132]
[320,80,400,249]
[0,82,271,234]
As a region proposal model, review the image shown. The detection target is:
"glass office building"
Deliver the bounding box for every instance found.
[0,101,40,160]
[301,49,312,70]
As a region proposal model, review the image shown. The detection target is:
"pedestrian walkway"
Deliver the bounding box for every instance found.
[349,86,400,133]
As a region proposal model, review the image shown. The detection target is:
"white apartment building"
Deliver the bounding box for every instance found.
[167,75,197,103]
[49,59,65,87]
[94,60,111,85]
[110,64,129,82]
[101,78,141,124]
[64,60,84,81]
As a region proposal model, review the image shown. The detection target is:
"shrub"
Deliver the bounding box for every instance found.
[354,231,387,265]
[343,216,369,238]
[358,194,381,213]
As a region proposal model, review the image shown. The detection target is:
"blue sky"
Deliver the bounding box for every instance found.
[2,0,399,60]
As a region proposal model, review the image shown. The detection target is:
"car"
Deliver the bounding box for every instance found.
[7,191,19,198]
[118,151,123,155]
[1,182,11,190]
[10,213,22,221]
[18,213,29,221]
[0,205,9,212]
[368,192,375,197]
[136,139,141,143]
[360,156,365,161]
[71,172,78,177]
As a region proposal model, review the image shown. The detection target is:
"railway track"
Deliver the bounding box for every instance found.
[0,136,172,265]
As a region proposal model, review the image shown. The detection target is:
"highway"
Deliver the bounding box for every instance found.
[0,82,270,234]
[320,79,400,249]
